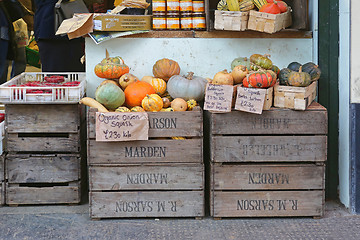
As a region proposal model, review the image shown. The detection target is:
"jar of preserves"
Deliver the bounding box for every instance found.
[153,13,167,30]
[180,13,192,30]
[167,14,180,30]
[192,13,206,30]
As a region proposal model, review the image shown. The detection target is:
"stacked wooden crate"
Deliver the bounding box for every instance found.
[5,104,84,205]
[87,107,204,219]
[0,154,4,206]
[205,102,327,218]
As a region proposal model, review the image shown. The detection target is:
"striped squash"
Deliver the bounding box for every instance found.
[141,94,164,112]
[239,0,255,11]
[252,0,267,9]
[217,0,228,10]
[149,78,167,96]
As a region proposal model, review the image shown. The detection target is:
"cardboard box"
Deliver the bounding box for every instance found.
[214,10,249,31]
[247,9,292,34]
[93,14,152,31]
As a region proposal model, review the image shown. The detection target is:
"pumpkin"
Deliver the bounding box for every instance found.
[187,99,197,111]
[171,98,188,111]
[100,79,120,87]
[287,62,302,71]
[266,0,288,13]
[239,0,255,11]
[141,75,154,84]
[243,70,276,88]
[95,82,125,110]
[119,73,139,90]
[278,68,293,85]
[115,106,131,112]
[101,56,125,65]
[212,70,234,85]
[259,2,281,14]
[271,65,280,76]
[148,78,167,96]
[231,57,252,70]
[217,0,228,10]
[142,94,164,112]
[253,0,268,9]
[130,106,146,112]
[250,54,273,70]
[231,65,249,84]
[94,63,129,79]
[167,72,208,101]
[152,58,180,81]
[302,62,322,81]
[160,107,174,112]
[124,81,156,107]
[162,97,171,108]
[287,66,312,87]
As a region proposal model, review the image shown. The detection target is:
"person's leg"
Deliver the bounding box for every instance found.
[0,39,9,84]
[10,46,27,78]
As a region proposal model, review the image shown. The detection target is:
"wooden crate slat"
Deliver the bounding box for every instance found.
[6,104,80,133]
[90,191,204,218]
[89,164,204,191]
[0,154,3,181]
[6,154,81,183]
[7,132,80,152]
[87,107,203,139]
[211,135,327,163]
[211,163,325,190]
[6,181,81,205]
[206,102,328,135]
[0,182,4,206]
[88,138,203,164]
[211,190,324,217]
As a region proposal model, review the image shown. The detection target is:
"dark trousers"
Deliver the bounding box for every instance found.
[38,38,85,72]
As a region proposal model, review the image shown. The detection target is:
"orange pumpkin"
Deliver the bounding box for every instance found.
[152,58,180,81]
[94,63,129,79]
[124,81,156,107]
[141,94,164,112]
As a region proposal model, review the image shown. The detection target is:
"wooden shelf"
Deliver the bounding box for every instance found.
[121,29,312,39]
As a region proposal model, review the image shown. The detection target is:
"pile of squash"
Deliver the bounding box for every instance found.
[217,0,288,14]
[80,56,208,113]
[278,62,322,87]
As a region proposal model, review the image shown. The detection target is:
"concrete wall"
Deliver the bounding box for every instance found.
[351,1,360,103]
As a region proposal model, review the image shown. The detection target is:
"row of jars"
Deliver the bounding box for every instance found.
[152,0,206,30]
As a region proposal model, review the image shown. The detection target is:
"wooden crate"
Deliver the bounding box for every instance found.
[247,9,292,34]
[87,107,205,219]
[5,153,81,205]
[274,81,317,110]
[214,10,249,31]
[205,102,327,218]
[5,104,82,153]
[0,154,4,206]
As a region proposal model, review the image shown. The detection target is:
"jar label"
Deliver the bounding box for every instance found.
[167,18,180,29]
[192,1,205,12]
[153,18,167,29]
[167,0,180,12]
[180,1,192,12]
[193,16,206,29]
[181,17,193,29]
[152,1,166,12]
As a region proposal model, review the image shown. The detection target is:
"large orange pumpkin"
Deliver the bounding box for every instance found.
[94,63,129,79]
[152,58,180,81]
[124,81,156,107]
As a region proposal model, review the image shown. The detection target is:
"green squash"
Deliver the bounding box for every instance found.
[231,57,252,70]
[278,68,293,86]
[250,54,273,70]
[287,62,302,71]
[287,66,312,87]
[95,82,125,110]
[302,62,321,81]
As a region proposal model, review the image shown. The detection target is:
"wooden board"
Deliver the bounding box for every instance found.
[6,154,81,183]
[0,182,4,206]
[211,135,327,163]
[6,181,81,205]
[214,10,249,31]
[210,190,324,217]
[0,154,3,182]
[206,102,327,135]
[88,138,203,164]
[87,107,203,139]
[90,191,204,218]
[6,132,80,152]
[274,81,317,110]
[5,104,81,133]
[89,164,204,191]
[211,163,325,190]
[283,0,308,30]
[247,9,292,34]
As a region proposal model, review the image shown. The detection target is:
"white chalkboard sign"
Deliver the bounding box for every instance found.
[204,83,233,112]
[96,112,149,141]
[235,86,266,114]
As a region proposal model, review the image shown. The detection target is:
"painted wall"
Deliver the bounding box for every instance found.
[85,38,313,97]
[351,1,360,103]
[339,0,351,208]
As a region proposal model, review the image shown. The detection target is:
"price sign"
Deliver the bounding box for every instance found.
[204,83,233,112]
[95,112,149,141]
[235,86,266,114]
